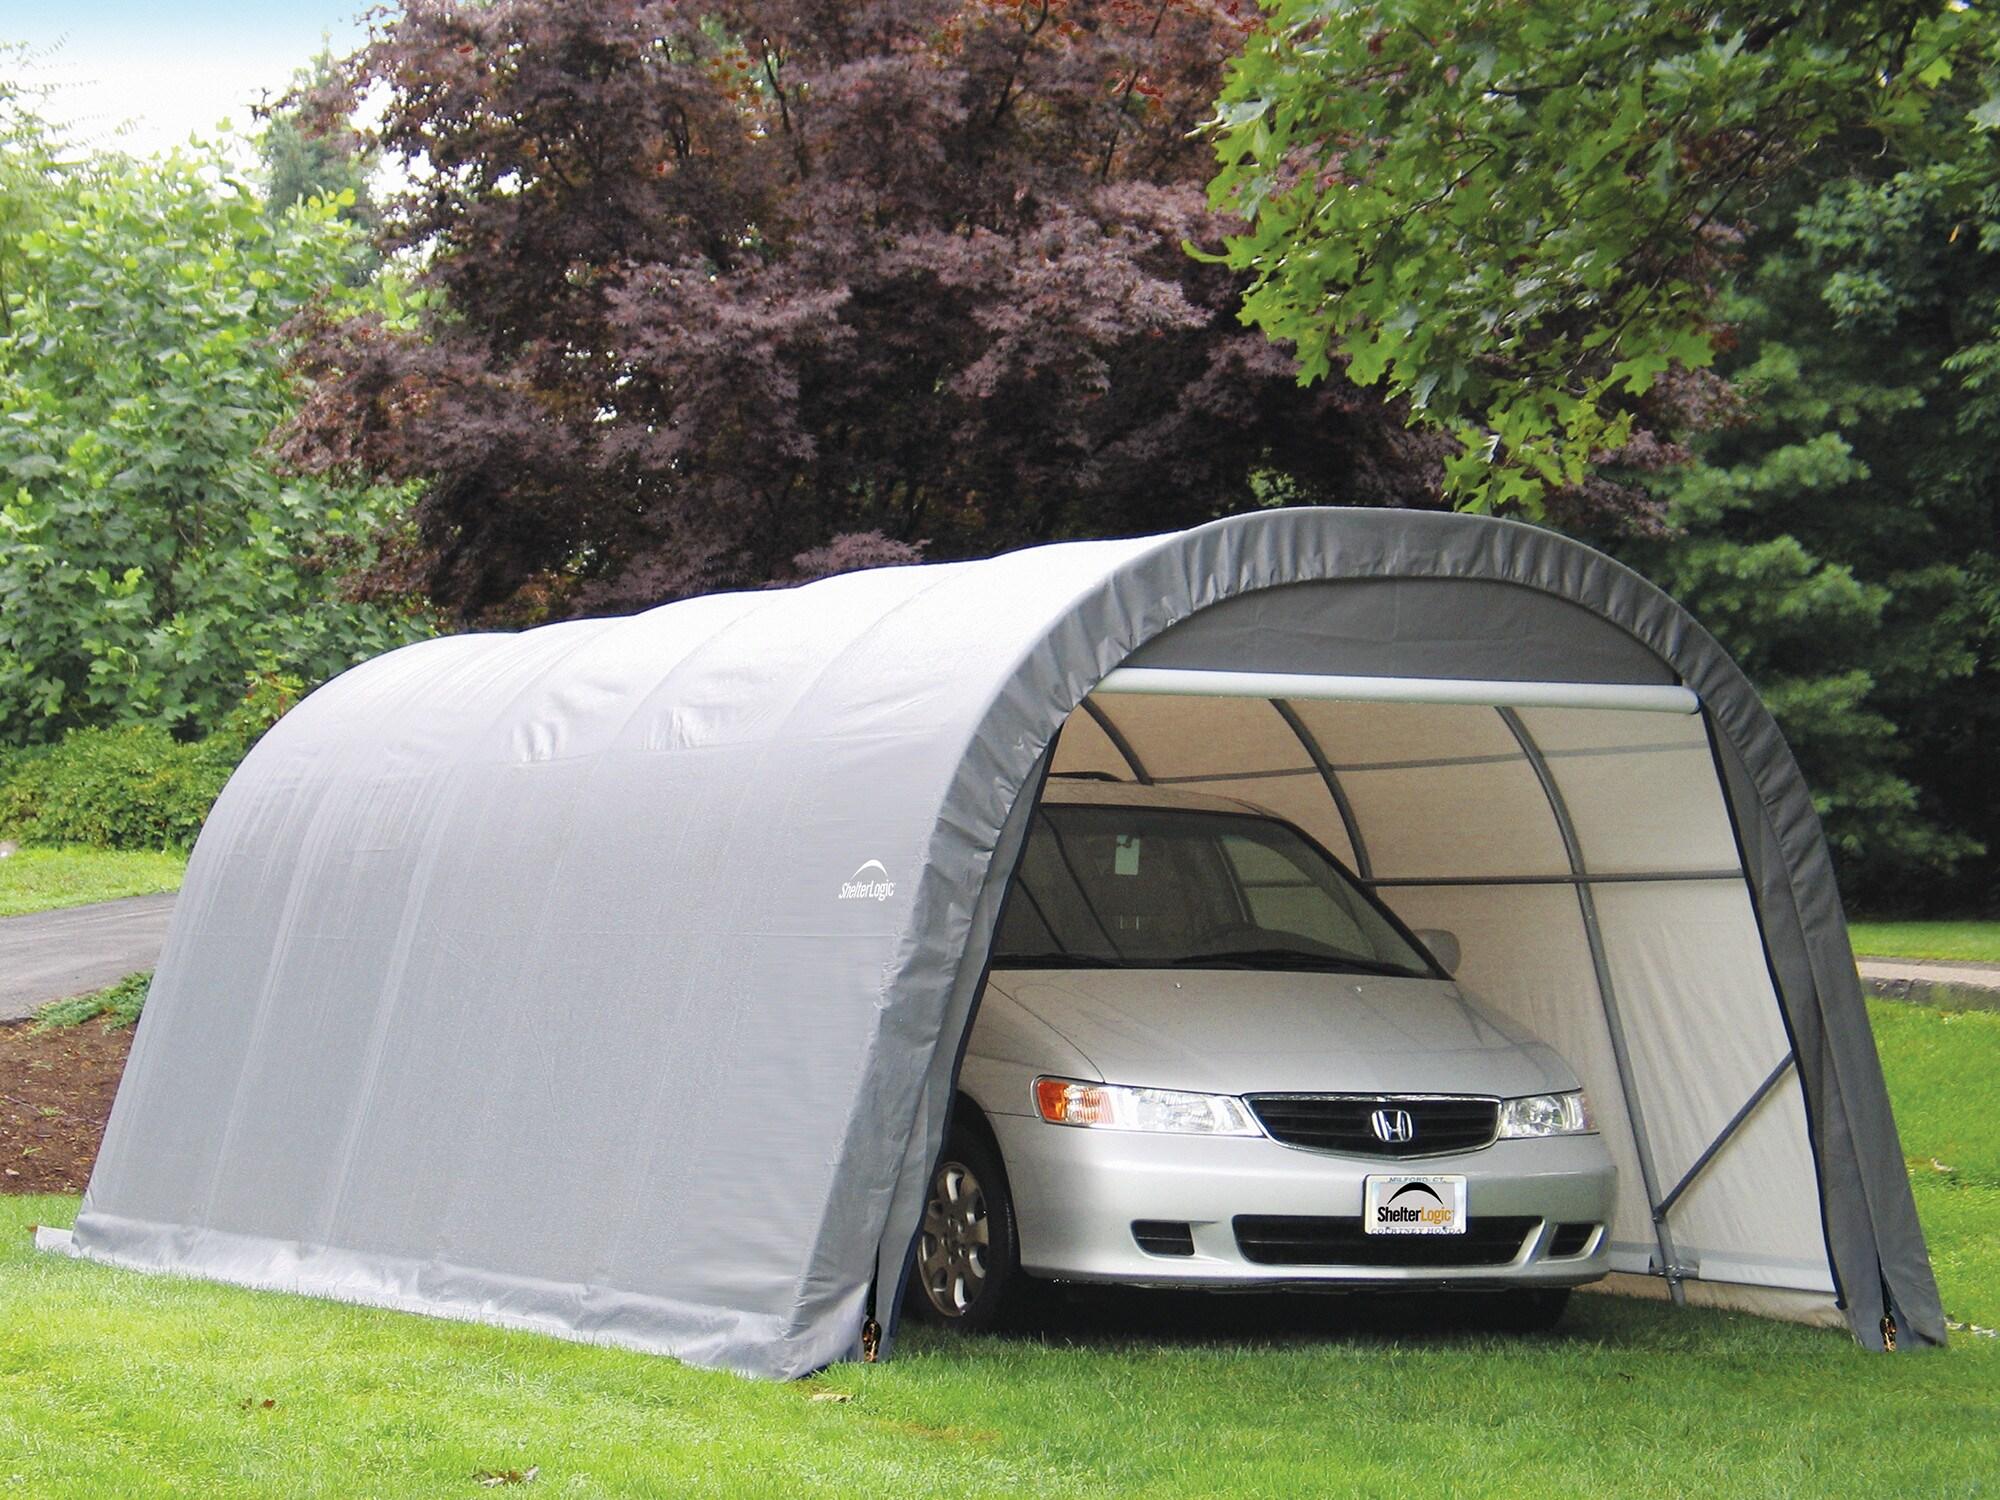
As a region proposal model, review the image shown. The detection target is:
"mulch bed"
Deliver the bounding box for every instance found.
[0,1018,132,1194]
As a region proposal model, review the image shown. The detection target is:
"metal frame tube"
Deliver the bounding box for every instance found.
[1366,870,1742,889]
[1096,668,1700,714]
[1656,1054,1798,1220]
[1079,698,1152,784]
[1498,706,1688,1300]
[1271,698,1373,881]
[1151,766,1321,787]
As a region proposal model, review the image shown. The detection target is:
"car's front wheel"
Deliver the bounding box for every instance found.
[913,1127,1024,1332]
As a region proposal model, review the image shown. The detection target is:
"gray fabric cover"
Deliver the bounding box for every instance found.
[66,509,1942,1375]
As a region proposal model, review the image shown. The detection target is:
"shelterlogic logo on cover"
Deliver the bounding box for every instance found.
[839,860,897,902]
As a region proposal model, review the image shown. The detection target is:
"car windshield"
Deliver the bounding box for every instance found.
[992,802,1436,977]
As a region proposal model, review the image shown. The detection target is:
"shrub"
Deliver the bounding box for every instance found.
[0,727,237,850]
[34,971,152,1030]
[0,672,296,850]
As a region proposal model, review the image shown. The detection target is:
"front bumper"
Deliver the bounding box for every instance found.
[990,1111,1617,1289]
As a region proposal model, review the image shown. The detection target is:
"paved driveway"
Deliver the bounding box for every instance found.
[0,894,176,1021]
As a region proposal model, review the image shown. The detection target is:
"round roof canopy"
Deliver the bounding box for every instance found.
[58,508,1941,1375]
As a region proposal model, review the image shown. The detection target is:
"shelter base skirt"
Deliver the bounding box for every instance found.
[45,1212,857,1380]
[1582,1272,1845,1328]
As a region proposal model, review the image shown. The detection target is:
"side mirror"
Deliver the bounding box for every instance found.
[1414,928,1461,977]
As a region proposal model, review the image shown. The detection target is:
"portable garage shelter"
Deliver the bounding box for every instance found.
[45,508,1942,1376]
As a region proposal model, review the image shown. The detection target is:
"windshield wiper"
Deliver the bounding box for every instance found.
[1171,948,1426,978]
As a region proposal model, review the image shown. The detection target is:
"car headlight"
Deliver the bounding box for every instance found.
[1496,1090,1595,1138]
[1033,1077,1262,1136]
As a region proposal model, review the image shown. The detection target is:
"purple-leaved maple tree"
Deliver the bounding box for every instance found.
[284,0,1450,622]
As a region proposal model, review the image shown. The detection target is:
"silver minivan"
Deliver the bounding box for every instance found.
[916,778,1617,1332]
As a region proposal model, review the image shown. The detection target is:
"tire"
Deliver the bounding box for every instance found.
[1483,1287,1572,1334]
[911,1126,1025,1333]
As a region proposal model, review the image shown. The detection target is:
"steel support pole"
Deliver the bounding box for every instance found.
[1656,1053,1797,1220]
[1365,870,1743,890]
[1079,698,1152,784]
[1498,707,1688,1301]
[1271,698,1373,881]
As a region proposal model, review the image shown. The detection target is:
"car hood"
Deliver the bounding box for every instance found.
[986,968,1577,1099]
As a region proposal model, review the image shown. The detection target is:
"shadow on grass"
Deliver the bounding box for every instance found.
[916,1280,1588,1353]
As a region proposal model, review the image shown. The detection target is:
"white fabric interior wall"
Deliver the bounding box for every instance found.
[1047,690,1837,1323]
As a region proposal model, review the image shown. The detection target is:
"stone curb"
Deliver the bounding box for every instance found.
[1861,976,2000,1013]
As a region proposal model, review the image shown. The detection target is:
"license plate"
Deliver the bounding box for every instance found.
[1363,1174,1467,1235]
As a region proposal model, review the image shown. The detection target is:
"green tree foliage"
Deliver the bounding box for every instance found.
[0,131,432,743]
[1625,170,1999,908]
[258,48,379,237]
[1207,2,1998,905]
[1206,1,1999,512]
[0,50,60,336]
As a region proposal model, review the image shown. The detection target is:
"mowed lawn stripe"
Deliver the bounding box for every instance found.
[0,847,186,918]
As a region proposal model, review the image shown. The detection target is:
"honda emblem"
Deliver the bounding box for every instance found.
[1370,1107,1415,1145]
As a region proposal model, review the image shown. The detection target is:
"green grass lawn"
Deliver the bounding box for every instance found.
[1868,1001,2000,1182]
[1848,920,2000,964]
[0,846,186,918]
[1,1003,1995,1498]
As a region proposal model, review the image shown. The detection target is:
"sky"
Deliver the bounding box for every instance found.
[8,0,370,157]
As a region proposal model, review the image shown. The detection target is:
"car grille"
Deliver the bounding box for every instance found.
[1246,1094,1499,1157]
[1233,1215,1539,1268]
